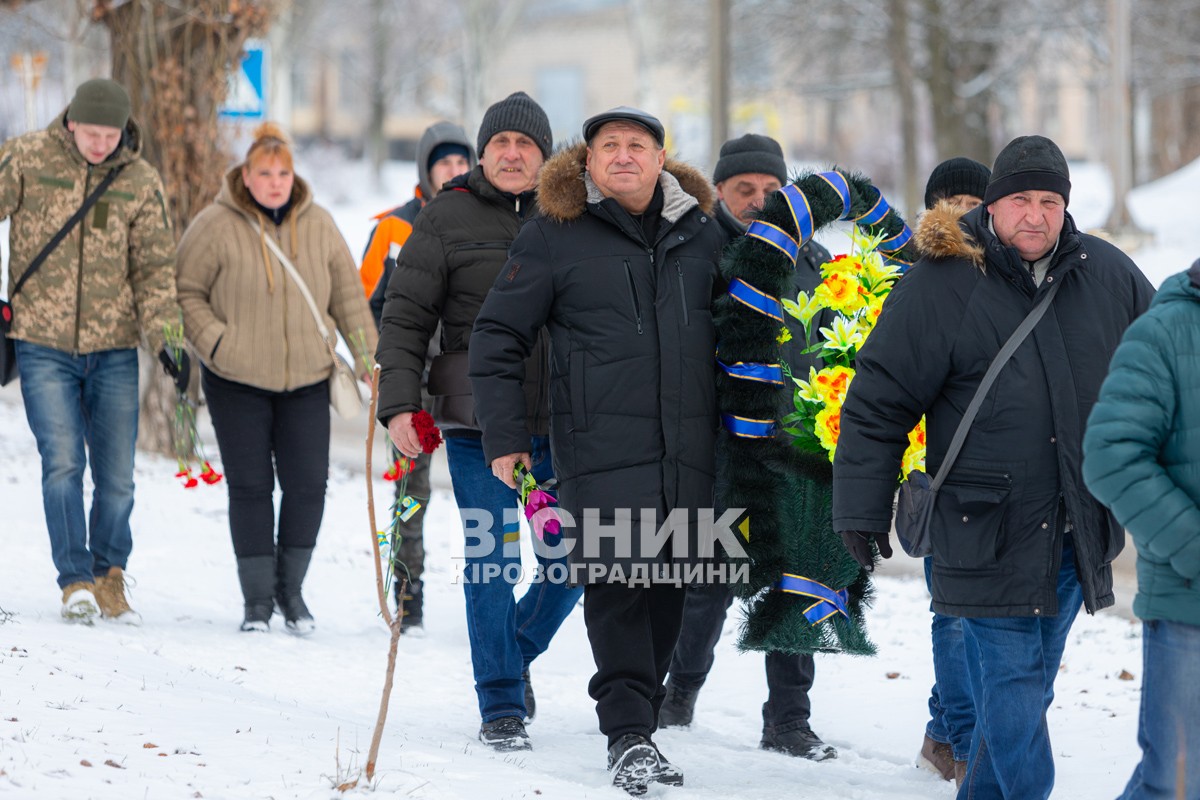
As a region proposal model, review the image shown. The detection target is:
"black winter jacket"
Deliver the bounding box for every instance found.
[470,143,727,582]
[375,165,548,434]
[832,204,1154,617]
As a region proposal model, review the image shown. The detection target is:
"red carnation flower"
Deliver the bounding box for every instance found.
[412,410,443,454]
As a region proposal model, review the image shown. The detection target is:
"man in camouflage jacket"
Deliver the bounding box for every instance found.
[0,79,182,625]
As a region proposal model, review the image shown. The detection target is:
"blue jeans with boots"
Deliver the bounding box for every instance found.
[445,434,582,722]
[924,556,975,762]
[17,342,138,589]
[958,535,1084,800]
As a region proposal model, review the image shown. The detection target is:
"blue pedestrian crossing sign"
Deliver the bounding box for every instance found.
[221,40,267,119]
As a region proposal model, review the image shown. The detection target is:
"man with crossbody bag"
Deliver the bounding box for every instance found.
[0,79,183,624]
[832,136,1154,799]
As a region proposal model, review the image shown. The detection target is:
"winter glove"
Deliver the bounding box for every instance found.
[159,348,191,393]
[838,530,893,571]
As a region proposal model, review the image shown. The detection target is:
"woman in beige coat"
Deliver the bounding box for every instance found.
[177,123,376,634]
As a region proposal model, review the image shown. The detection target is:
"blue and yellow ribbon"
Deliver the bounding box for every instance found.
[816,171,853,220]
[780,184,815,245]
[855,186,892,228]
[722,413,776,439]
[719,359,785,386]
[878,224,914,255]
[777,573,850,625]
[746,220,799,265]
[728,278,783,322]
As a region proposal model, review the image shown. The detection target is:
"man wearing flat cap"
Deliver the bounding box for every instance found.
[658,132,837,763]
[832,134,1155,798]
[470,106,728,794]
[0,78,181,626]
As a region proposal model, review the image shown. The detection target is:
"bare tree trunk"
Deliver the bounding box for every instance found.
[366,0,388,191]
[95,0,275,456]
[889,0,920,218]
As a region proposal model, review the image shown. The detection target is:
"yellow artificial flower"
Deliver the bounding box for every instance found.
[822,253,866,278]
[782,290,822,326]
[900,417,927,476]
[794,367,823,403]
[814,273,867,314]
[862,292,887,331]
[815,405,842,460]
[818,315,867,355]
[777,325,793,345]
[810,365,855,405]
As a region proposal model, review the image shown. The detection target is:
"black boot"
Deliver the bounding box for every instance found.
[396,577,423,632]
[658,677,700,728]
[522,667,536,721]
[276,546,315,636]
[760,722,837,761]
[236,555,275,632]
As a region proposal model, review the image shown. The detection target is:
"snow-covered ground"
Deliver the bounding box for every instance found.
[1,152,1192,799]
[0,395,1145,800]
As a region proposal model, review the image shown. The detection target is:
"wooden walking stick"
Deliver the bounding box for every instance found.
[364,364,404,783]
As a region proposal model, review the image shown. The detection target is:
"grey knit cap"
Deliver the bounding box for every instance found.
[67,78,131,130]
[713,133,787,185]
[476,92,553,160]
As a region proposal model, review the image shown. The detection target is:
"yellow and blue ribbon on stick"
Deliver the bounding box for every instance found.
[780,184,816,245]
[777,573,851,625]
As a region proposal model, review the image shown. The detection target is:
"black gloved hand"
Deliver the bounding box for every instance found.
[159,347,191,393]
[838,530,893,571]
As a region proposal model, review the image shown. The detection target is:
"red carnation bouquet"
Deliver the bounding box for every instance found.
[377,409,443,604]
[164,324,222,489]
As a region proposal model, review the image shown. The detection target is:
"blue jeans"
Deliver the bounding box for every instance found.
[445,434,582,722]
[16,341,139,589]
[958,536,1084,800]
[1117,619,1200,800]
[924,557,975,761]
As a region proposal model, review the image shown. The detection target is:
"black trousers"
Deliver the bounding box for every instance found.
[202,367,329,558]
[668,582,815,730]
[583,581,687,746]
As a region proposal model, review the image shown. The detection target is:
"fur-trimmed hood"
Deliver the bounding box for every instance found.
[914,199,985,268]
[536,140,714,224]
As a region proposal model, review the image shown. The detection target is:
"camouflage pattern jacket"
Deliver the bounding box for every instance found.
[0,111,178,355]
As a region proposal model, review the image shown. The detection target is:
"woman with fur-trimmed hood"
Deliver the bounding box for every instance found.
[469,107,726,794]
[176,123,376,636]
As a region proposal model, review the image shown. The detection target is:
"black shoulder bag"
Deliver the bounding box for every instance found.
[895,278,1062,557]
[1,164,125,386]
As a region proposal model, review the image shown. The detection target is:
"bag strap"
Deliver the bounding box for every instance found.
[931,279,1062,491]
[251,218,344,368]
[9,164,126,299]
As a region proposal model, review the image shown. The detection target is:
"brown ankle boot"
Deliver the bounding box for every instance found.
[94,567,141,625]
[955,758,968,788]
[918,734,956,781]
[61,582,99,624]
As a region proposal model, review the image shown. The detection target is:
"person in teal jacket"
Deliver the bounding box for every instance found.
[1083,259,1200,800]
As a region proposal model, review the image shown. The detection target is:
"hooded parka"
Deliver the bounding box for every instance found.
[832,203,1154,617]
[1084,261,1200,627]
[374,165,548,434]
[470,142,727,582]
[176,167,376,392]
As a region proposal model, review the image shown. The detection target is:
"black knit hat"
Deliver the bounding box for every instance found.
[713,133,787,185]
[984,135,1071,207]
[582,106,665,146]
[476,91,553,160]
[67,78,131,129]
[924,157,991,209]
